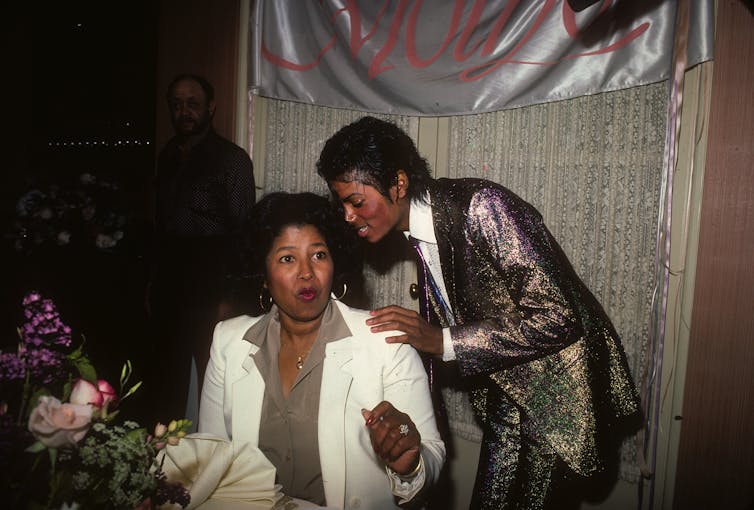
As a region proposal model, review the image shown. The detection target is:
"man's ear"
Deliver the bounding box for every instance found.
[208,100,217,117]
[396,169,409,199]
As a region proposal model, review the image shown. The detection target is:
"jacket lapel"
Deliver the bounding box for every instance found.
[230,318,268,446]
[317,312,355,510]
[430,183,459,317]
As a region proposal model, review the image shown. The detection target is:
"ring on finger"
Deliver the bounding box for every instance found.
[398,424,410,436]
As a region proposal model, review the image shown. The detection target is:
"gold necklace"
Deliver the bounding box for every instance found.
[286,341,314,370]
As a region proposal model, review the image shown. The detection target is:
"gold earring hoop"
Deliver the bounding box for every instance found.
[333,282,348,300]
[258,288,272,312]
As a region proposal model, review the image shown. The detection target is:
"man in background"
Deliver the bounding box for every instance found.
[148,74,255,424]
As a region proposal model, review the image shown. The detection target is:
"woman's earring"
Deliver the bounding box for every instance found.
[332,282,348,300]
[258,288,272,312]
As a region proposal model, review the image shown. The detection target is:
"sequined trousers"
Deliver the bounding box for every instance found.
[467,387,586,510]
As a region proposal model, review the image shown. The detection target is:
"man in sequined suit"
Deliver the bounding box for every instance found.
[317,116,640,510]
[147,74,255,425]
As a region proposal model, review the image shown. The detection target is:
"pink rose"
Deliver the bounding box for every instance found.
[97,379,118,409]
[70,379,103,407]
[70,378,119,410]
[28,396,92,448]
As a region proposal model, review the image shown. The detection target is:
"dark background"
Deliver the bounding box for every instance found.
[2,1,159,391]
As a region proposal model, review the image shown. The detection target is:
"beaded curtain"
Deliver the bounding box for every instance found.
[259,81,668,482]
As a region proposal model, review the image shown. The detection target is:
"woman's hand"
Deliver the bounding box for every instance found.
[366,305,443,355]
[362,401,421,476]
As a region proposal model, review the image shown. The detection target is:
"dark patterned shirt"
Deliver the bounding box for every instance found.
[153,129,255,289]
[155,128,255,237]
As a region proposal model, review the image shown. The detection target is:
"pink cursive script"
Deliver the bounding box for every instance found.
[261,0,650,82]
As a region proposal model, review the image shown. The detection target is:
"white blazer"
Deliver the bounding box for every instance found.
[199,300,445,510]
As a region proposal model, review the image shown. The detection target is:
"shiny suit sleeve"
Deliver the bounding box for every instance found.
[440,184,586,376]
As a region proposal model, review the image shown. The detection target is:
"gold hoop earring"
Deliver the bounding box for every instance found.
[333,282,347,300]
[258,288,272,312]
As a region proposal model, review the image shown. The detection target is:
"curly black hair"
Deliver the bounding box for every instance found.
[316,116,432,202]
[242,192,362,289]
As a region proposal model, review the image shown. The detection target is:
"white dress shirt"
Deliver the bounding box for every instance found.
[405,197,457,361]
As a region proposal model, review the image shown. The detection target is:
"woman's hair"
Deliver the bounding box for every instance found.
[242,192,362,289]
[316,116,432,202]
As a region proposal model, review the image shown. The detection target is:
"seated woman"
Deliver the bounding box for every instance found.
[199,192,445,509]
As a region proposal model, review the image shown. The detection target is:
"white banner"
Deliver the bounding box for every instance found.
[251,0,714,116]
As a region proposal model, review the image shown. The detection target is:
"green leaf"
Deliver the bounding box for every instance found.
[72,356,97,382]
[48,446,58,470]
[126,427,148,441]
[67,339,86,360]
[62,380,72,401]
[67,337,97,380]
[25,440,47,453]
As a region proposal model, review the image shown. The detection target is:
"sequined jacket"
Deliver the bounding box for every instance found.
[423,178,639,476]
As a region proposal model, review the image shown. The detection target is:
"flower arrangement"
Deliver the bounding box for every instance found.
[0,292,191,509]
[9,173,128,254]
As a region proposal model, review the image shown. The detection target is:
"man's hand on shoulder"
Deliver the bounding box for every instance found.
[366,305,443,355]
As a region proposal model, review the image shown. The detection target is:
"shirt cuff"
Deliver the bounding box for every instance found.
[386,454,426,503]
[441,328,456,361]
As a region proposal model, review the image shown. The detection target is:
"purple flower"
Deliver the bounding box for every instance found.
[26,348,66,384]
[0,293,75,389]
[0,352,25,382]
[0,346,66,385]
[153,469,191,508]
[22,292,41,306]
[19,293,72,348]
